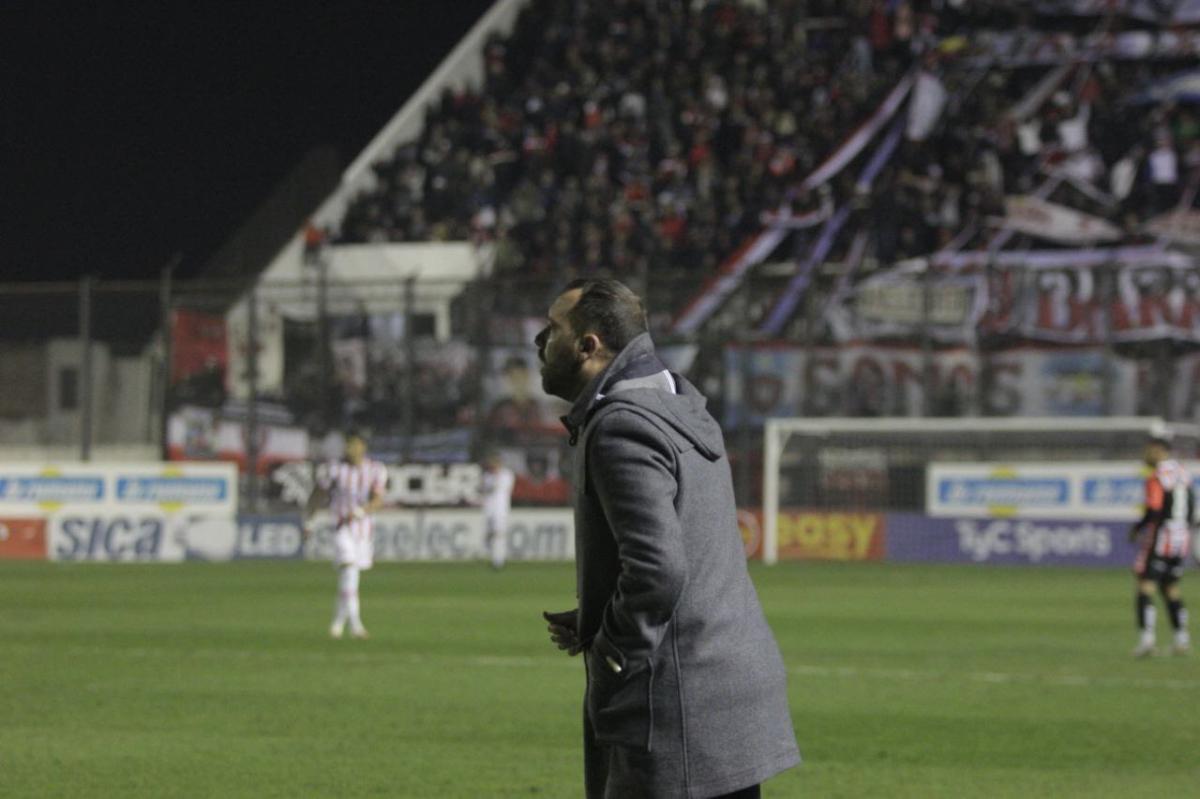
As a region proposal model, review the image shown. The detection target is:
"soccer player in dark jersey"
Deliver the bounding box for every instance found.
[1129,434,1194,657]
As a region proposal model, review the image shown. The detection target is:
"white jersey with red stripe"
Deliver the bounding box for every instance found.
[318,458,388,568]
[1147,459,1195,560]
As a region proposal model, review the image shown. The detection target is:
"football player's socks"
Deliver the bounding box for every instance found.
[1166,598,1186,632]
[343,566,364,633]
[334,567,359,630]
[1136,593,1156,641]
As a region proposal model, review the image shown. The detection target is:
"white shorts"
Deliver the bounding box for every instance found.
[334,520,373,570]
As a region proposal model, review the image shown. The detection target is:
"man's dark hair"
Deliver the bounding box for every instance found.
[563,278,648,353]
[345,428,369,444]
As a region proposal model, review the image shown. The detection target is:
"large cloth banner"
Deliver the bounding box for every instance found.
[721,343,1185,425]
[832,250,1200,347]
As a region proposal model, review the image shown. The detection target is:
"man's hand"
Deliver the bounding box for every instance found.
[543,609,584,656]
[1128,523,1142,543]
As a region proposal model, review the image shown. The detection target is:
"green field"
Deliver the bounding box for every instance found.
[3,560,1198,798]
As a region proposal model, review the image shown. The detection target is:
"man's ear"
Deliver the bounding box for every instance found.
[578,333,603,359]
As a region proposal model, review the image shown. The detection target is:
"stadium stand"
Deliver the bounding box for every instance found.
[338,0,911,275]
[336,0,1200,315]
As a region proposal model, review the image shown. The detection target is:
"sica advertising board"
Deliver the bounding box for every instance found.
[927,461,1200,520]
[1,461,239,562]
[49,513,245,562]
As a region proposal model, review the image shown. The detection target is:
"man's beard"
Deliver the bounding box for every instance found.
[540,350,583,402]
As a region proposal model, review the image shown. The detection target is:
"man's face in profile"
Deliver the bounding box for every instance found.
[536,290,584,401]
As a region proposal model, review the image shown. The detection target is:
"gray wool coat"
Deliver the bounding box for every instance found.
[563,334,800,799]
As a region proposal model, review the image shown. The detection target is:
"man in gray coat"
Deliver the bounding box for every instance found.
[538,278,800,798]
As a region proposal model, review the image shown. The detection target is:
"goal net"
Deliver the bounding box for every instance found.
[760,417,1200,565]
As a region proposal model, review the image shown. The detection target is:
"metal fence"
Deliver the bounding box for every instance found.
[3,259,1199,512]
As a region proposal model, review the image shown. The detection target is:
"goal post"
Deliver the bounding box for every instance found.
[761,416,1200,565]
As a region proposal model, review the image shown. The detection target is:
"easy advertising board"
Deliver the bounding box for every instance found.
[740,509,886,561]
[927,461,1200,520]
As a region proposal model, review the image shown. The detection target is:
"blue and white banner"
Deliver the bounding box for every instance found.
[928,461,1200,520]
[0,462,237,516]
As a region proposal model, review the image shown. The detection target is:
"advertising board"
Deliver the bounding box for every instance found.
[0,462,237,516]
[0,518,46,560]
[740,509,886,561]
[927,461,1200,520]
[886,513,1133,567]
[47,509,575,563]
[303,509,575,562]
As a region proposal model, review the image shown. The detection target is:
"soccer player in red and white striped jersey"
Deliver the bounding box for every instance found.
[305,430,388,639]
[1129,434,1194,657]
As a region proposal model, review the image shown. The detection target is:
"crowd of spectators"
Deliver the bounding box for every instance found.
[339,0,951,274]
[339,0,1200,287]
[869,54,1200,267]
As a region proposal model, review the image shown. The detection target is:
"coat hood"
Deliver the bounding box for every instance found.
[562,333,725,460]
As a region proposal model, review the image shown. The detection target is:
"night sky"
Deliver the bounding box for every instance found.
[1,1,495,284]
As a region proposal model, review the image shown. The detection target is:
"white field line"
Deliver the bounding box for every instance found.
[11,643,1199,690]
[786,663,1200,691]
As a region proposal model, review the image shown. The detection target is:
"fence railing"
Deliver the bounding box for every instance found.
[3,261,1199,513]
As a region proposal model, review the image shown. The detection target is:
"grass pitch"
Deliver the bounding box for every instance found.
[2,560,1198,798]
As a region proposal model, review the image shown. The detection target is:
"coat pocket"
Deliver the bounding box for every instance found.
[586,644,653,752]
